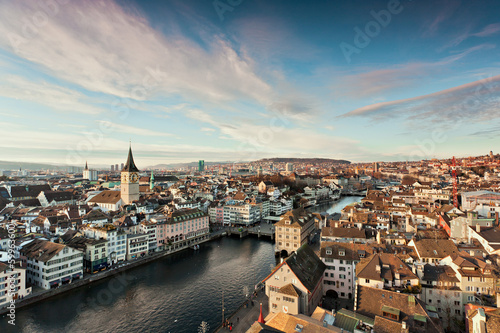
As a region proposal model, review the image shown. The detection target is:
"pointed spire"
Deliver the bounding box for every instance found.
[123,144,139,172]
[85,161,89,170]
[258,303,265,324]
[150,170,155,190]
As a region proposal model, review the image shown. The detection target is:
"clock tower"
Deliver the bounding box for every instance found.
[121,145,140,204]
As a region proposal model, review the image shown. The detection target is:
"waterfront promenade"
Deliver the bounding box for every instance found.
[215,286,269,333]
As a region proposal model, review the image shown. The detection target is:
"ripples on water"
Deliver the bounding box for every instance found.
[2,237,275,333]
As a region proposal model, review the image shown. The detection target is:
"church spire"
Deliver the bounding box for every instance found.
[122,144,139,172]
[84,161,89,170]
[150,170,155,190]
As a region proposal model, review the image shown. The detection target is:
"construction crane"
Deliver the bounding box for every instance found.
[452,156,458,208]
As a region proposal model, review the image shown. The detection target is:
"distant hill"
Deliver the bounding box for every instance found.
[0,160,80,171]
[256,158,351,164]
[147,161,235,169]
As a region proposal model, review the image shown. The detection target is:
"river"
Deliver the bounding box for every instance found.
[1,196,362,333]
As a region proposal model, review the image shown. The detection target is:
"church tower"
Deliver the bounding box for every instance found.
[121,145,140,204]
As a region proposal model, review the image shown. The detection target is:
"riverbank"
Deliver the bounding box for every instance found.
[0,232,224,316]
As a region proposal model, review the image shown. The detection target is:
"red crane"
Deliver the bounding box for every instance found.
[452,156,458,208]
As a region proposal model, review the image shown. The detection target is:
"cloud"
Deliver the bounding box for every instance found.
[201,127,216,132]
[422,0,459,37]
[339,74,500,126]
[98,120,176,138]
[439,23,500,51]
[0,1,272,106]
[186,109,362,160]
[0,75,103,115]
[333,44,494,98]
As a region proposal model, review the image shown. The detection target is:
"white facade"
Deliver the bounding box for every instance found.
[23,242,84,290]
[81,226,127,263]
[321,256,357,299]
[223,204,260,225]
[0,263,31,308]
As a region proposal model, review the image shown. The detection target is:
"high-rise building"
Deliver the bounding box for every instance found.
[121,146,140,204]
[120,163,124,170]
[374,162,379,173]
[285,163,293,172]
[111,165,114,172]
[115,164,119,171]
[198,160,205,172]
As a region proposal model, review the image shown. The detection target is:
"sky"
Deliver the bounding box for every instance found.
[0,0,499,168]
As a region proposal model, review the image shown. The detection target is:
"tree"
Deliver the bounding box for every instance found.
[198,321,210,333]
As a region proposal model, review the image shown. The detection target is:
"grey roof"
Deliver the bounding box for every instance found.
[285,243,326,293]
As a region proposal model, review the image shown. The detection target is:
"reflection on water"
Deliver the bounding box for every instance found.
[1,237,276,333]
[309,196,363,215]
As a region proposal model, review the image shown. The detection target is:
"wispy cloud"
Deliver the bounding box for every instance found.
[422,0,459,37]
[0,1,272,106]
[339,74,500,126]
[439,23,500,51]
[333,44,494,98]
[0,75,103,115]
[98,121,176,138]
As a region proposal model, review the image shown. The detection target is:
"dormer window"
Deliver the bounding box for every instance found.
[326,248,332,255]
[339,250,345,256]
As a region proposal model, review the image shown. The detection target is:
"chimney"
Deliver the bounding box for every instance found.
[402,321,407,329]
[476,224,481,233]
[496,212,499,227]
[376,265,381,273]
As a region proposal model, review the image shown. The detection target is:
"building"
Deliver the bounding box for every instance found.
[126,233,149,260]
[275,207,317,256]
[223,204,260,226]
[409,238,459,264]
[198,160,204,172]
[461,191,500,211]
[0,261,31,308]
[67,237,108,274]
[320,242,375,299]
[81,224,127,263]
[440,253,496,305]
[87,191,123,211]
[355,286,444,333]
[263,244,326,316]
[37,190,75,207]
[83,162,98,181]
[285,163,293,172]
[139,221,158,253]
[416,264,463,331]
[355,253,419,291]
[121,146,140,205]
[20,239,83,289]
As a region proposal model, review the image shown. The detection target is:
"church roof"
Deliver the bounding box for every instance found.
[122,146,139,172]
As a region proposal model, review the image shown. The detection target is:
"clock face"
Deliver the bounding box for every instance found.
[130,173,139,183]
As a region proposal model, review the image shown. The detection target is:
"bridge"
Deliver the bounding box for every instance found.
[227,222,275,240]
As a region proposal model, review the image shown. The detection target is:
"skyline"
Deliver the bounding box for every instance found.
[1,0,499,167]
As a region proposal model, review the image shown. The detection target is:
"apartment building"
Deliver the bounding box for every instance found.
[0,262,31,308]
[275,207,317,256]
[21,239,83,289]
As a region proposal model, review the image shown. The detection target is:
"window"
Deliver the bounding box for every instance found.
[455,310,460,315]
[365,279,370,283]
[275,275,279,280]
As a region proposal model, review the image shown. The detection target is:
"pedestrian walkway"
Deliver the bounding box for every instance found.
[216,288,269,333]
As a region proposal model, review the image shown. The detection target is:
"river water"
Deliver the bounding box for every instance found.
[1,196,362,333]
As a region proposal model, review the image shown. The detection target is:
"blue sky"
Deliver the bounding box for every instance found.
[0,0,499,168]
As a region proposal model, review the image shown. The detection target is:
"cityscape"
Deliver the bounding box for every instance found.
[1,1,500,333]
